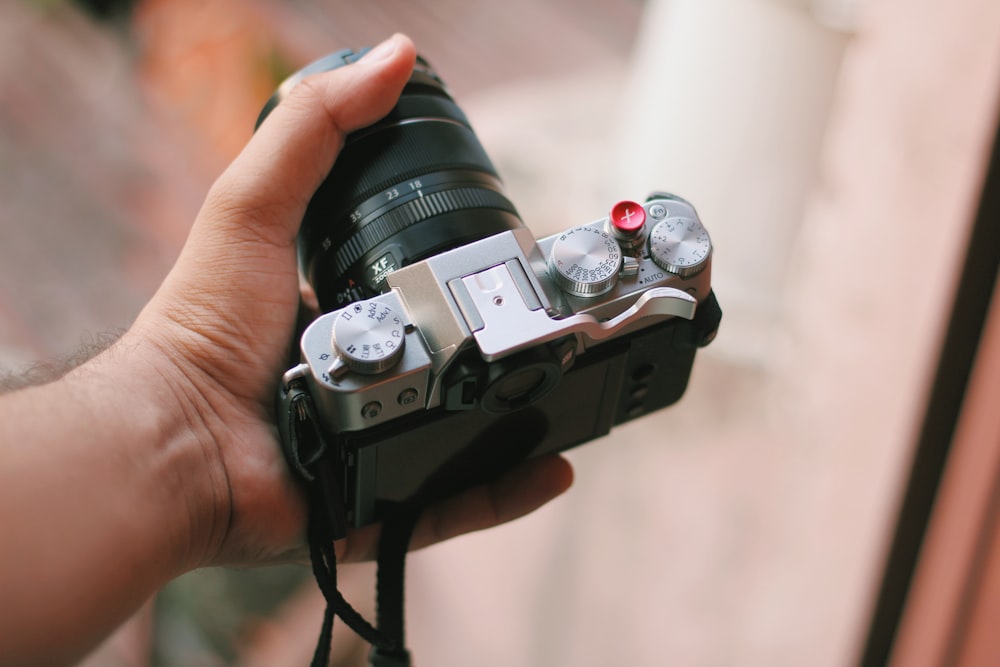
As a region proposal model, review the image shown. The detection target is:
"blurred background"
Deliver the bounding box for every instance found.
[1,0,997,666]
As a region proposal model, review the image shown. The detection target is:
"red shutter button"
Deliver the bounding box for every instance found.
[610,200,646,235]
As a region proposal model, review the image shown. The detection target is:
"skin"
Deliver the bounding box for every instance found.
[0,34,573,667]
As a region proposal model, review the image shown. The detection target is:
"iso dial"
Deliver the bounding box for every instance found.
[330,300,406,377]
[548,226,623,297]
[648,215,712,278]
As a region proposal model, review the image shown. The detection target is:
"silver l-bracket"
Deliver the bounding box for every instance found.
[461,263,697,361]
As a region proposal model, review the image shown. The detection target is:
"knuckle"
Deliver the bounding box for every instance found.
[281,73,333,119]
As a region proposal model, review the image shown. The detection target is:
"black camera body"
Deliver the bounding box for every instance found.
[267,50,721,529]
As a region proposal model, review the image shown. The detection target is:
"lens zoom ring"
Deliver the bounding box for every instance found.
[334,187,517,276]
[330,121,497,208]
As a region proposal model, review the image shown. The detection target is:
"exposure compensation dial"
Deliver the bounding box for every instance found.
[548,226,623,297]
[648,214,712,278]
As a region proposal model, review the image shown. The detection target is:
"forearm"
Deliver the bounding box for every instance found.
[0,336,213,666]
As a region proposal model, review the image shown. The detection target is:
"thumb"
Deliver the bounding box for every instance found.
[192,34,417,252]
[137,35,416,391]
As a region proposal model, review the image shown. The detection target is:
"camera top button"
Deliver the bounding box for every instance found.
[608,200,648,252]
[610,200,646,234]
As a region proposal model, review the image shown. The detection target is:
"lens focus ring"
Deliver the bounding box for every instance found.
[334,185,517,277]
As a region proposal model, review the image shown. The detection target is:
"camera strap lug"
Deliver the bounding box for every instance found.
[281,362,311,390]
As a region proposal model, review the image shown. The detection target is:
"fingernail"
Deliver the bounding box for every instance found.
[359,35,398,65]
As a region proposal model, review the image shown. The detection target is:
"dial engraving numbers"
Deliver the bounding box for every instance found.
[548,226,623,297]
[648,216,712,278]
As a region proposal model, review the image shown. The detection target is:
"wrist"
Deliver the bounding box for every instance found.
[61,330,230,574]
[120,309,310,569]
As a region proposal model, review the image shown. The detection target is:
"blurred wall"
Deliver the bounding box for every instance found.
[616,0,851,365]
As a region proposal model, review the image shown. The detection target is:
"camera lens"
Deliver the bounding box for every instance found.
[258,49,524,311]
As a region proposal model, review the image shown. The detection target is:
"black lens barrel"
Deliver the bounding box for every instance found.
[258,50,524,310]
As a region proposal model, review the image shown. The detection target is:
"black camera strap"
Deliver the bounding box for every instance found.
[279,380,418,667]
[369,506,420,667]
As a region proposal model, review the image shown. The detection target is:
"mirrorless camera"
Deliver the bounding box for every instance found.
[264,49,722,530]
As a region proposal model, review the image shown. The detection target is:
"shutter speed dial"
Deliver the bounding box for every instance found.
[548,226,623,297]
[328,300,406,381]
[648,215,712,278]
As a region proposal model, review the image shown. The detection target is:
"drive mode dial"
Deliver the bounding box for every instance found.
[548,226,623,297]
[328,299,406,379]
[648,215,712,278]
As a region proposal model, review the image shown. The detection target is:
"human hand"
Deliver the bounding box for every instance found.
[125,33,573,569]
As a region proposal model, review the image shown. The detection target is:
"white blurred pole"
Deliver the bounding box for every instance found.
[614,0,854,365]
